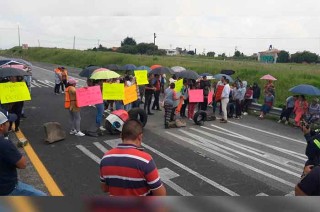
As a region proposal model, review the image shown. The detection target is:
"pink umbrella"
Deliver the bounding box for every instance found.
[260,74,277,81]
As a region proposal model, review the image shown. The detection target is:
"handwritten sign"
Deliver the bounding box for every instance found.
[0,82,31,104]
[174,79,183,92]
[208,91,214,104]
[189,89,204,103]
[134,70,149,85]
[123,85,138,105]
[76,86,103,107]
[103,83,124,100]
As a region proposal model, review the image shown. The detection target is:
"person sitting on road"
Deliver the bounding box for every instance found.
[304,98,320,124]
[293,95,308,127]
[278,95,298,125]
[258,90,274,119]
[99,120,166,196]
[0,109,46,196]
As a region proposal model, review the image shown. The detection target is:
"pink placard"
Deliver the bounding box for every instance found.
[189,89,204,103]
[207,91,213,104]
[76,86,103,107]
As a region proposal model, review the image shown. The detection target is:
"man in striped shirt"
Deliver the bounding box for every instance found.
[99,120,166,196]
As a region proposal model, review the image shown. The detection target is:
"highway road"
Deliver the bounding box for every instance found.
[13,61,308,196]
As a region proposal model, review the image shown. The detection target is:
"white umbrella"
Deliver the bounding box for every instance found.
[171,66,186,73]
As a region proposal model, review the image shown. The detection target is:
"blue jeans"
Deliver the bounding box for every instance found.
[95,103,104,127]
[115,101,124,110]
[8,181,47,196]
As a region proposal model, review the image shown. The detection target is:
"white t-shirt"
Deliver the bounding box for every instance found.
[221,84,230,98]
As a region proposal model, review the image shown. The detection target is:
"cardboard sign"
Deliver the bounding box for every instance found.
[174,79,183,92]
[103,83,124,100]
[0,82,31,104]
[189,89,204,103]
[123,85,138,105]
[134,70,149,85]
[76,86,103,107]
[208,91,214,104]
[215,85,224,101]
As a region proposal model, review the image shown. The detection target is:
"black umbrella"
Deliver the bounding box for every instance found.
[220,69,235,75]
[0,67,31,78]
[104,64,121,71]
[79,66,101,78]
[149,67,174,75]
[176,70,200,80]
[121,64,136,71]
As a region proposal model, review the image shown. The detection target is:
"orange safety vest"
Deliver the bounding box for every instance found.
[64,87,70,109]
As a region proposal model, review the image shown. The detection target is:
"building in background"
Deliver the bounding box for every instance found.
[258,45,280,64]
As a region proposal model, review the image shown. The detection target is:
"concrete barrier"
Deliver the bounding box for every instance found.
[43,122,66,144]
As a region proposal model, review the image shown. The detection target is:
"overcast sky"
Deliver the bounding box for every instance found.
[1,0,320,55]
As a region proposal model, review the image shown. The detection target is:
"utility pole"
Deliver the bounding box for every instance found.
[18,25,21,47]
[73,36,75,49]
[153,33,156,45]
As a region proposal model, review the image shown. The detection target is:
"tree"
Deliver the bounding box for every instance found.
[121,37,137,46]
[187,50,195,55]
[118,45,138,54]
[137,43,158,54]
[234,50,241,57]
[277,50,290,63]
[291,51,318,63]
[207,51,215,57]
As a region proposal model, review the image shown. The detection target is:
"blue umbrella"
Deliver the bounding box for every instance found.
[135,66,151,72]
[289,84,320,96]
[121,64,137,71]
[213,74,233,82]
[200,73,213,77]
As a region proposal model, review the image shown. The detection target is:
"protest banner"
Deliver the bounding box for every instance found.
[208,91,214,104]
[123,85,138,105]
[76,86,103,107]
[0,82,31,104]
[134,70,149,85]
[174,79,183,92]
[103,83,124,100]
[189,89,204,103]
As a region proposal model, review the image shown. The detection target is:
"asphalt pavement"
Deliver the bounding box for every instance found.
[13,61,308,196]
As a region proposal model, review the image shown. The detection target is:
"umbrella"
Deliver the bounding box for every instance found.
[150,64,162,70]
[121,64,136,71]
[135,66,151,72]
[200,73,213,77]
[0,67,31,78]
[104,64,121,71]
[149,67,174,75]
[8,58,33,67]
[289,84,320,96]
[90,70,120,80]
[171,66,186,73]
[220,69,235,75]
[260,74,277,81]
[79,65,101,77]
[92,68,111,74]
[176,70,200,80]
[213,74,233,82]
[0,60,12,66]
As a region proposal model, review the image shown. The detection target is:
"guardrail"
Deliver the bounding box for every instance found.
[248,103,282,117]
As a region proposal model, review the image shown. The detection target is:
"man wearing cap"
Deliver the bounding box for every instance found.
[0,109,46,196]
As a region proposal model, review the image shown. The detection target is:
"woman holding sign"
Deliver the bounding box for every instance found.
[65,78,85,136]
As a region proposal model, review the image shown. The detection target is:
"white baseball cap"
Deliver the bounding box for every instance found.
[0,109,17,125]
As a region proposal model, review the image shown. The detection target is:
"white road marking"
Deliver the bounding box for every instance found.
[93,142,108,154]
[104,138,121,148]
[141,142,239,196]
[44,80,56,86]
[209,125,307,161]
[285,191,295,196]
[38,80,53,87]
[159,168,193,196]
[76,145,100,163]
[177,129,296,187]
[228,121,305,144]
[31,80,43,87]
[256,192,269,196]
[201,126,304,172]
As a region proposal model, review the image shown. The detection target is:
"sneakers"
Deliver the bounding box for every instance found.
[277,120,282,123]
[220,119,228,123]
[61,91,65,94]
[75,131,85,136]
[99,126,106,131]
[69,129,77,135]
[243,112,248,115]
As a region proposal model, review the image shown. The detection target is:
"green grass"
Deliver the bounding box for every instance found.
[2,46,320,107]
